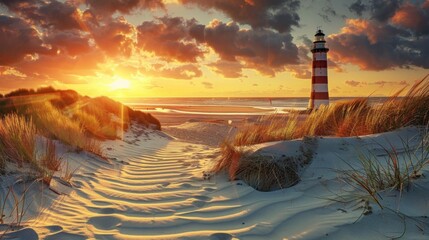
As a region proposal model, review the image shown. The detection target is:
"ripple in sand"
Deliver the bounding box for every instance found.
[87,216,122,230]
[193,195,212,201]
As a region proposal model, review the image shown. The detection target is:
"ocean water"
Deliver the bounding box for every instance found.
[122,97,389,115]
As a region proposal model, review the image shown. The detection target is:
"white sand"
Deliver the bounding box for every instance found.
[1,124,428,239]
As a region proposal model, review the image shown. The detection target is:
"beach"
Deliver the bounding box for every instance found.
[1,106,428,239]
[2,0,429,238]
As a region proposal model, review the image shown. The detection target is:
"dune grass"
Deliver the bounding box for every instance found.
[230,77,428,147]
[29,102,86,149]
[341,128,429,208]
[214,76,429,190]
[0,114,37,169]
[0,115,66,181]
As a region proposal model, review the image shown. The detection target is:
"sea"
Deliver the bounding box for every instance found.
[121,97,389,115]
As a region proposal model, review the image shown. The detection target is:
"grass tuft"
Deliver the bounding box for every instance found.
[0,114,37,168]
[341,132,429,207]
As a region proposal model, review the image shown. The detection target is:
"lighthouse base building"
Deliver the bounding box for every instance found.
[308,29,330,110]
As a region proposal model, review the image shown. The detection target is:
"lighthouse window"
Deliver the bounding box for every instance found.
[315,43,325,48]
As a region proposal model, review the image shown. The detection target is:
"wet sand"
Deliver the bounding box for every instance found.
[144,105,292,127]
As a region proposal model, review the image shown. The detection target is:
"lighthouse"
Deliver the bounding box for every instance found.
[308,29,329,110]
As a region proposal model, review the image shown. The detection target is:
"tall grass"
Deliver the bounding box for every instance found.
[0,114,37,168]
[229,76,429,147]
[26,102,105,157]
[72,109,118,140]
[29,102,86,149]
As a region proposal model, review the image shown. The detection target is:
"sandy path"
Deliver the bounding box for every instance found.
[29,129,220,239]
[22,126,428,240]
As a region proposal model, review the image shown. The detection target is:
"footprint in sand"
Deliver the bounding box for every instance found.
[209,233,234,240]
[87,216,121,230]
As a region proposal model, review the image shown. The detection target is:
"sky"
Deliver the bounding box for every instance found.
[0,0,428,98]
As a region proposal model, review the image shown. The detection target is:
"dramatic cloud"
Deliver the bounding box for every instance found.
[1,0,84,30]
[328,16,429,70]
[84,0,165,15]
[369,0,403,22]
[179,0,300,32]
[46,30,92,56]
[137,17,203,62]
[0,15,53,65]
[191,20,299,76]
[391,2,429,36]
[90,17,135,57]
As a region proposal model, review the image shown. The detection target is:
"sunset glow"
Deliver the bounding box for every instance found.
[1,1,429,239]
[0,0,428,98]
[109,77,131,91]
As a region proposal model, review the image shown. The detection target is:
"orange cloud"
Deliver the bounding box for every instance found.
[137,17,203,62]
[391,2,429,36]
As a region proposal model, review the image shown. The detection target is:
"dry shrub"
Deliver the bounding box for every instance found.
[213,139,315,191]
[212,142,247,178]
[235,155,301,191]
[0,114,36,167]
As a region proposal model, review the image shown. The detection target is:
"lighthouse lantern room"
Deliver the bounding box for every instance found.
[308,29,330,110]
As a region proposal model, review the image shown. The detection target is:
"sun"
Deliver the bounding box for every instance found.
[109,77,131,90]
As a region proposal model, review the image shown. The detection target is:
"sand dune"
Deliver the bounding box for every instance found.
[1,124,428,239]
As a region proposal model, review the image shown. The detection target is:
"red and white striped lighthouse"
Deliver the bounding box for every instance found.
[308,29,329,110]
